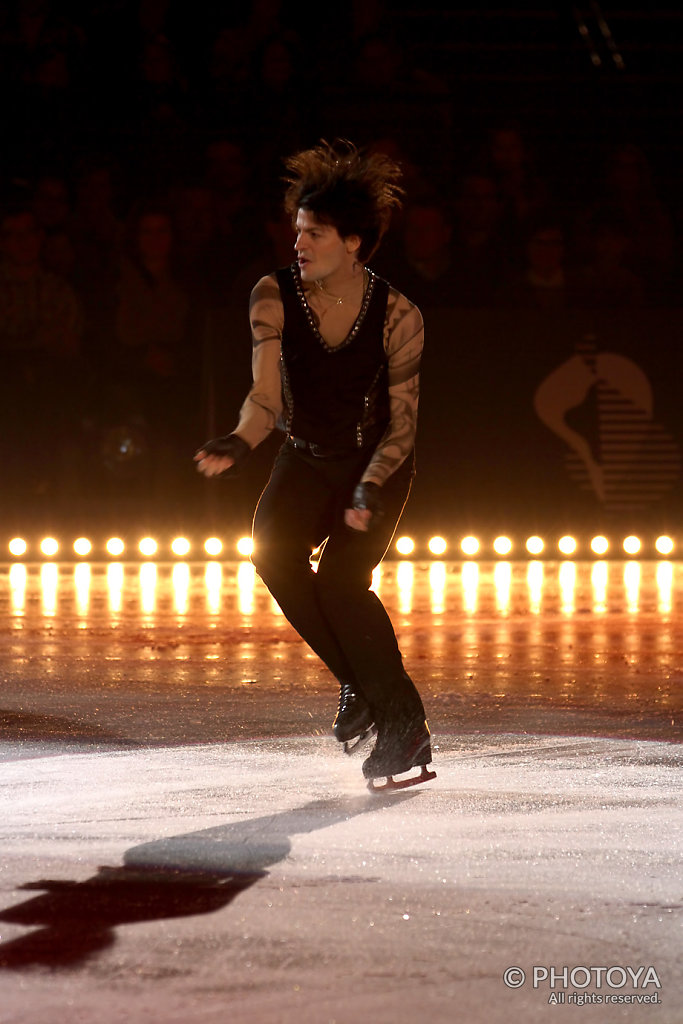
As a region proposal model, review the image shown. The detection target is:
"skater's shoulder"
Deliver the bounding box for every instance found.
[384,284,424,338]
[249,273,284,315]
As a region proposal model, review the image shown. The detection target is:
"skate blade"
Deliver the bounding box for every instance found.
[342,726,376,755]
[367,764,437,792]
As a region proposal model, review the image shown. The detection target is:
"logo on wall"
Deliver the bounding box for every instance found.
[534,337,680,512]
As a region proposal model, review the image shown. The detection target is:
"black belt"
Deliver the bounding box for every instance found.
[286,435,360,459]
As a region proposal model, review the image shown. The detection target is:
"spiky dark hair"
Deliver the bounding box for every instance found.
[282,139,404,262]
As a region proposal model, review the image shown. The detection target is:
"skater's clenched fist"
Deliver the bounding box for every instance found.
[194,434,250,477]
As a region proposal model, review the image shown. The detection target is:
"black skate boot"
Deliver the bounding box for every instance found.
[363,714,436,791]
[333,683,375,753]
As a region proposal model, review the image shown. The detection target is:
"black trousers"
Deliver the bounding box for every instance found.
[251,440,425,727]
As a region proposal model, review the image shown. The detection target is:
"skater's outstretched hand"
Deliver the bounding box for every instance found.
[194,434,250,477]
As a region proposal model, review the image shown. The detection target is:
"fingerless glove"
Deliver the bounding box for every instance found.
[196,433,250,476]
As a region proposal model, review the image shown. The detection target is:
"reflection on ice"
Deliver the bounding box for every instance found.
[41,563,58,617]
[429,562,446,615]
[494,561,511,614]
[9,563,26,616]
[559,561,576,615]
[140,563,156,616]
[74,563,91,617]
[591,561,608,613]
[624,561,640,614]
[461,561,478,613]
[172,563,190,615]
[656,561,672,614]
[526,560,543,615]
[396,561,413,614]
[107,563,123,614]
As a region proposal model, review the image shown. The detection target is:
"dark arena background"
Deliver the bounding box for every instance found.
[1,5,682,1024]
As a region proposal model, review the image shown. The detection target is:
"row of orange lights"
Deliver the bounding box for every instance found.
[3,534,678,559]
[6,536,250,559]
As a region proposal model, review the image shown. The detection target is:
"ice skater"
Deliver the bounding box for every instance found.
[194,140,435,790]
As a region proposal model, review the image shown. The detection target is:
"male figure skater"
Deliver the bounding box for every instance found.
[195,140,434,789]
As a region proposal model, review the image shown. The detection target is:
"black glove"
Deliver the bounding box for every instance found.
[350,481,384,528]
[195,433,250,476]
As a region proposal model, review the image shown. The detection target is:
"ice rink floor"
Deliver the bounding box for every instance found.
[1,559,681,1023]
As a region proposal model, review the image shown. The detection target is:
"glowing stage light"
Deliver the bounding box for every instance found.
[461,536,479,557]
[139,537,158,558]
[73,537,92,557]
[171,537,191,557]
[558,536,577,556]
[395,536,415,556]
[205,537,223,557]
[428,536,447,556]
[106,537,125,557]
[9,538,27,557]
[493,536,512,556]
[236,536,254,557]
[655,536,674,556]
[526,536,544,556]
[40,537,59,558]
[590,535,609,556]
[623,535,641,556]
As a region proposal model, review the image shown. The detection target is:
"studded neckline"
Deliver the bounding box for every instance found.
[291,263,376,353]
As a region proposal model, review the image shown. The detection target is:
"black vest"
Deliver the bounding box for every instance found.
[276,264,390,452]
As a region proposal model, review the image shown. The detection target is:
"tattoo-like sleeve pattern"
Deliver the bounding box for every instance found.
[362,287,424,487]
[233,274,285,447]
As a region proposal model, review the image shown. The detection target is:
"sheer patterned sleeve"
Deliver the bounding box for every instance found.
[361,287,424,487]
[233,274,284,448]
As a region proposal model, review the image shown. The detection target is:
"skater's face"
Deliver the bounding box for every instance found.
[294,209,361,285]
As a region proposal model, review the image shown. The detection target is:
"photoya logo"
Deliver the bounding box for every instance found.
[504,964,662,991]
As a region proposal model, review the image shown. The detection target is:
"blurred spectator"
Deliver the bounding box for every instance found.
[108,201,203,487]
[496,212,579,310]
[114,201,196,389]
[448,171,512,307]
[0,204,83,508]
[374,197,460,309]
[483,120,551,260]
[248,33,311,180]
[0,205,81,357]
[323,32,453,177]
[169,180,217,294]
[199,24,254,136]
[31,172,78,280]
[31,172,70,232]
[578,143,676,304]
[573,210,645,309]
[1,1,85,173]
[202,138,267,288]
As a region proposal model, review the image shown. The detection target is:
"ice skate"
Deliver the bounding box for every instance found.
[333,682,375,754]
[363,715,436,791]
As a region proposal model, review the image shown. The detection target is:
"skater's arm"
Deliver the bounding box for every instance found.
[234,274,284,445]
[195,274,284,476]
[360,289,423,488]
